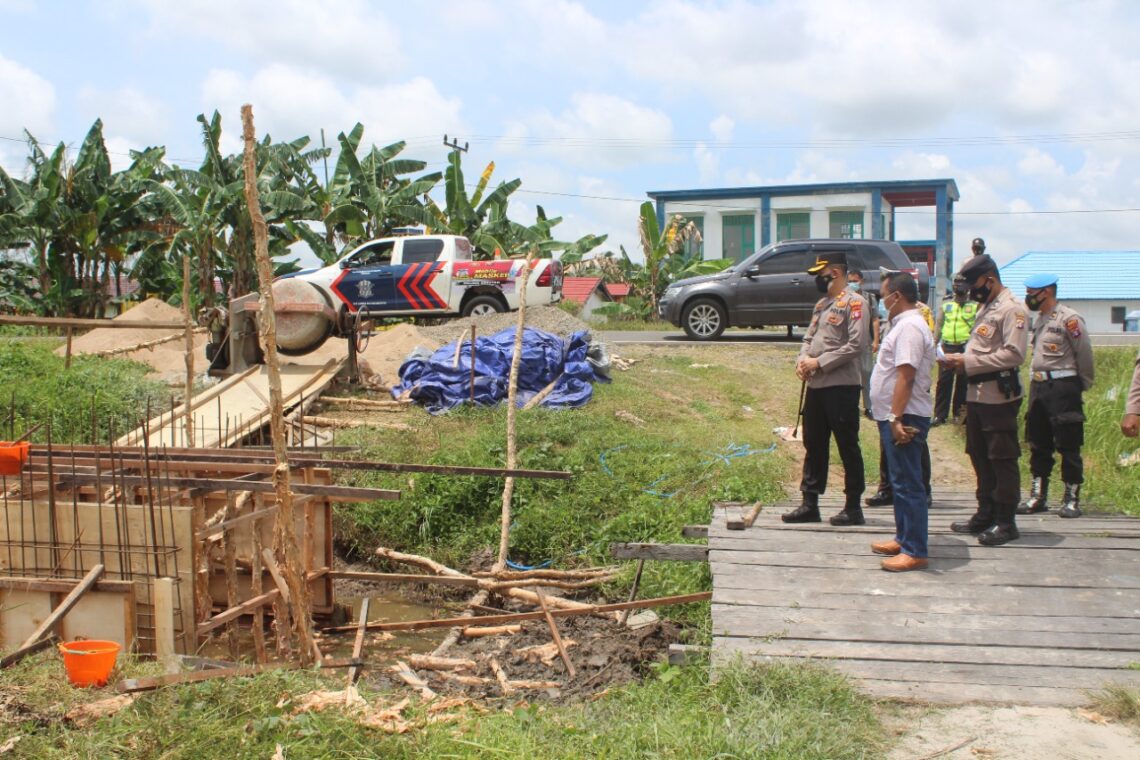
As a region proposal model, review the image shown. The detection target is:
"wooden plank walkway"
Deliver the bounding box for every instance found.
[117,359,343,449]
[708,490,1140,706]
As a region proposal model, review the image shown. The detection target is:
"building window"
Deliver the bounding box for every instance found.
[776,212,810,242]
[678,215,703,258]
[1112,306,1127,324]
[829,211,864,239]
[722,215,755,262]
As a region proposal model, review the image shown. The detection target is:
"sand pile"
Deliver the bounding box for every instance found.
[56,298,208,382]
[418,305,591,344]
[305,321,442,387]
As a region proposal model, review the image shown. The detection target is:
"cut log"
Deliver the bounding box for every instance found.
[391,660,437,701]
[726,501,763,530]
[462,624,521,638]
[535,589,575,678]
[508,679,561,690]
[489,657,514,696]
[407,654,476,672]
[521,373,563,411]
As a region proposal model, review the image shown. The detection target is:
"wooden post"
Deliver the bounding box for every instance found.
[250,515,268,664]
[346,597,370,691]
[242,104,315,666]
[494,254,533,571]
[222,499,240,661]
[182,254,195,447]
[535,588,575,678]
[154,578,177,672]
[469,324,477,404]
[617,559,645,626]
[64,327,74,369]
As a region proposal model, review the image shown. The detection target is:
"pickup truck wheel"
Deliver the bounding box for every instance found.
[682,298,726,340]
[462,295,505,317]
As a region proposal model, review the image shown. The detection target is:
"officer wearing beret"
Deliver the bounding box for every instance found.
[937,252,1029,545]
[783,251,867,525]
[1018,274,1094,517]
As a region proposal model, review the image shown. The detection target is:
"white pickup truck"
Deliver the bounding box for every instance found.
[267,234,563,354]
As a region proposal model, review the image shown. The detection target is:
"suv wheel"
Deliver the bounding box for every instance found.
[682,298,726,340]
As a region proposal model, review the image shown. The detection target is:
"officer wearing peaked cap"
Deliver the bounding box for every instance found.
[937,252,1030,546]
[1017,273,1094,518]
[783,250,868,526]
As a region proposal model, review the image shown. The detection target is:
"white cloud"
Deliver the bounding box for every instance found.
[1017,147,1065,179]
[694,142,719,184]
[75,86,170,155]
[0,54,55,174]
[710,115,734,143]
[200,66,464,156]
[135,0,404,82]
[501,93,672,169]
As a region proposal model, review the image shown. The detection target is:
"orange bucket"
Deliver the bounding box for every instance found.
[0,441,30,476]
[59,640,121,687]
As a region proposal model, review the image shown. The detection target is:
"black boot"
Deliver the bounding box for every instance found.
[782,493,821,523]
[1058,483,1082,518]
[864,486,893,507]
[1016,477,1049,514]
[951,505,993,534]
[979,504,1019,546]
[830,497,866,526]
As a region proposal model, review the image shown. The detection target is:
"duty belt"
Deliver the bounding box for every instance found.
[967,369,1018,385]
[1031,369,1078,382]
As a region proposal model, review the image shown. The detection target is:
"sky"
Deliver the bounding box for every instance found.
[2,0,1140,267]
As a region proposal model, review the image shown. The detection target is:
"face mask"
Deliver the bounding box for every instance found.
[969,280,991,303]
[846,282,859,292]
[815,275,831,293]
[1025,293,1041,311]
[883,293,900,318]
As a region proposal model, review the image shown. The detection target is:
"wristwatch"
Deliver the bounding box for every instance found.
[888,413,899,423]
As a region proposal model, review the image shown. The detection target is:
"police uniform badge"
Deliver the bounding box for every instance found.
[850,300,862,320]
[1015,315,1025,330]
[976,324,992,338]
[1065,318,1082,338]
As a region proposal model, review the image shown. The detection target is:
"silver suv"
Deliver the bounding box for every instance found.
[658,239,928,340]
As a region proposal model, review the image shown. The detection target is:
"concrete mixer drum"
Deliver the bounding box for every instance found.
[271,278,338,356]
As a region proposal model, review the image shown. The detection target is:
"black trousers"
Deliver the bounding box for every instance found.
[933,342,967,420]
[800,385,864,501]
[1025,377,1085,484]
[876,436,932,495]
[965,399,1022,527]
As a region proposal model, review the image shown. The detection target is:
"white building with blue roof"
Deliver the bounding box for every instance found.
[999,251,1140,333]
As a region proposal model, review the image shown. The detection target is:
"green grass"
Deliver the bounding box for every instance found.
[1090,684,1140,728]
[1,654,883,759]
[1076,348,1140,514]
[0,338,165,444]
[333,345,798,626]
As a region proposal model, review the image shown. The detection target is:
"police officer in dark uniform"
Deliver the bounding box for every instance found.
[937,252,1029,546]
[783,251,867,525]
[1017,273,1095,518]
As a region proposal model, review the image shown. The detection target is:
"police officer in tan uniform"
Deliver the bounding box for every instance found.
[937,253,1029,546]
[1017,274,1095,518]
[783,251,867,525]
[1123,351,1140,438]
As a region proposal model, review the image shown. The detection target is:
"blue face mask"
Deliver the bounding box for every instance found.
[846,282,859,292]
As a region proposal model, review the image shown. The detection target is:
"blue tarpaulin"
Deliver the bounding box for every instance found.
[393,327,606,414]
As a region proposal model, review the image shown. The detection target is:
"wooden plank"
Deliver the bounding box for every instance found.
[322,591,712,634]
[327,571,480,587]
[58,473,400,502]
[0,314,188,330]
[712,643,1140,691]
[260,548,291,604]
[0,577,135,594]
[610,543,709,562]
[681,525,708,539]
[194,505,280,540]
[19,564,105,649]
[707,530,1140,552]
[197,590,281,635]
[153,578,176,672]
[712,586,1138,618]
[711,603,1140,640]
[708,561,1140,591]
[347,598,370,687]
[0,633,58,669]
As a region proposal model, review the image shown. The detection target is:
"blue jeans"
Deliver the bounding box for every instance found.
[878,416,931,558]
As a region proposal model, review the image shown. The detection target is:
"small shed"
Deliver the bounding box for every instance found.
[562,277,614,319]
[999,251,1140,333]
[606,283,632,303]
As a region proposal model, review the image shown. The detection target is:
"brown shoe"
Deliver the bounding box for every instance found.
[881,554,928,572]
[871,539,901,556]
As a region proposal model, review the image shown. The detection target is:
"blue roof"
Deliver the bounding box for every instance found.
[999,251,1140,300]
[647,178,960,203]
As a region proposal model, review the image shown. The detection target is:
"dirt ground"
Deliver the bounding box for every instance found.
[883,704,1140,759]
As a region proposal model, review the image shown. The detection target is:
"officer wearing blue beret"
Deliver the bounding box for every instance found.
[1017,273,1094,518]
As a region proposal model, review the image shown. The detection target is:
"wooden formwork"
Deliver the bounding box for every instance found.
[0,445,337,656]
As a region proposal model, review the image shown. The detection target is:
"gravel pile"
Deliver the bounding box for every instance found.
[417,305,592,344]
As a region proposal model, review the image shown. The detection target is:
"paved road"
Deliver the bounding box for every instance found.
[599,329,1140,348]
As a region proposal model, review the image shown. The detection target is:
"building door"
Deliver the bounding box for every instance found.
[776,212,810,241]
[722,214,755,262]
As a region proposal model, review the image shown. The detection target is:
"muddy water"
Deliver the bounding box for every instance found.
[320,593,449,659]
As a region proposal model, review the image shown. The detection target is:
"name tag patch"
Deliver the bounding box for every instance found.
[827,313,843,325]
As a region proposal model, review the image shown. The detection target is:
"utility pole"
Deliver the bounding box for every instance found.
[443,134,469,153]
[320,128,330,187]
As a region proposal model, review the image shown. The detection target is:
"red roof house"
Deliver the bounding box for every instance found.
[561,277,614,318]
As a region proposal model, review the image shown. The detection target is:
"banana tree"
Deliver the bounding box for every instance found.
[637,201,722,313]
[421,150,520,259]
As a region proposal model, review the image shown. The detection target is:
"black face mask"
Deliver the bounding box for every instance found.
[969,280,991,303]
[1025,293,1042,311]
[814,275,831,293]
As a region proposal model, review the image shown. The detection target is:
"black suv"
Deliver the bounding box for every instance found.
[658,239,928,340]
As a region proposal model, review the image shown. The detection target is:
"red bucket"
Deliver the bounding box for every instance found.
[0,441,30,476]
[59,640,121,688]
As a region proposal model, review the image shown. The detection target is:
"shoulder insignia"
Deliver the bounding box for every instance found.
[976,324,992,338]
[836,296,848,308]
[850,301,862,320]
[1065,317,1082,338]
[1015,315,1026,330]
